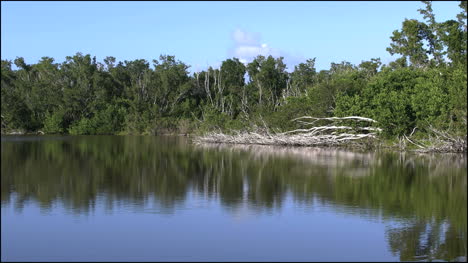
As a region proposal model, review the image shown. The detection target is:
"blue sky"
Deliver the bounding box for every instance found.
[1,1,463,72]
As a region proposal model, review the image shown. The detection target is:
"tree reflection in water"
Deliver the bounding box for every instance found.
[1,135,466,261]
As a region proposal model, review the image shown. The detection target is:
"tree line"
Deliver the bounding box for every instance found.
[1,1,466,139]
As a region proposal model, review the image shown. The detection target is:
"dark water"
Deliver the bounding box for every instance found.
[1,135,467,262]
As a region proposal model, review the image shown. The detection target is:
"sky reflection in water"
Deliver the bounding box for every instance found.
[1,136,466,261]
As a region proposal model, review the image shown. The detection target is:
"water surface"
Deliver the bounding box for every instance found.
[1,135,467,261]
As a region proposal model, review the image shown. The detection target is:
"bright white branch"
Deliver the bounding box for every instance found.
[291,116,378,123]
[194,116,382,147]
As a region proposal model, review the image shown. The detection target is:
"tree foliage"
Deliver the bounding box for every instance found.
[1,1,466,139]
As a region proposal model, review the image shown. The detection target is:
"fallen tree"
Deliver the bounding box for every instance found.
[194,116,382,147]
[398,126,467,153]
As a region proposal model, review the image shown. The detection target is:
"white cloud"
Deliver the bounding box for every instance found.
[229,29,303,71]
[230,29,281,64]
[239,58,248,64]
[232,29,261,45]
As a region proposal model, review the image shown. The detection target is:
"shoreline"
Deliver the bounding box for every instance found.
[2,130,466,154]
[194,137,467,154]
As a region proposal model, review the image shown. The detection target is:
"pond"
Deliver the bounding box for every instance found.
[1,135,467,261]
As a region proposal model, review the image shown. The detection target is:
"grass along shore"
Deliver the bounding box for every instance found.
[3,115,466,153]
[193,116,467,153]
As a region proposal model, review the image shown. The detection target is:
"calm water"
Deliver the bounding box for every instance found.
[1,135,467,262]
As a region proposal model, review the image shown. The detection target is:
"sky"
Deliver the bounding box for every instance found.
[1,1,463,72]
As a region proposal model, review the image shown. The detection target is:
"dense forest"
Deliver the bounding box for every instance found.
[1,1,466,143]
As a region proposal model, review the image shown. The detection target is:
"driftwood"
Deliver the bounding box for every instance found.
[194,116,381,147]
[401,126,467,153]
